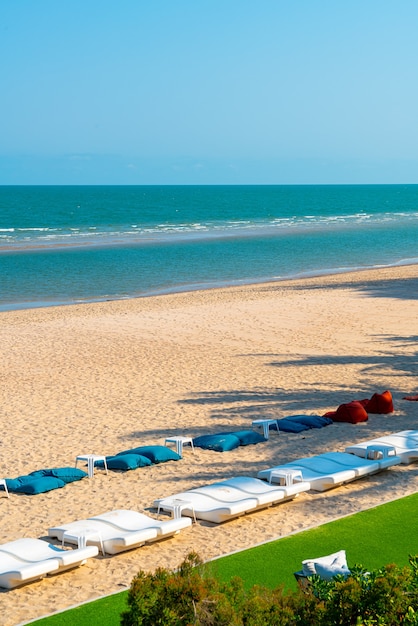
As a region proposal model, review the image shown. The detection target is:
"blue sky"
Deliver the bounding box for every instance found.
[1,1,418,184]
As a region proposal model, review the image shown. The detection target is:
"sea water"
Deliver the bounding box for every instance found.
[1,185,418,311]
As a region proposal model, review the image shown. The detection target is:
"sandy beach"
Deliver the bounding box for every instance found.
[1,265,418,626]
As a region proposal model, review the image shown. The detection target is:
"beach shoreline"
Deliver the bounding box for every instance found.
[1,264,418,625]
[2,258,418,314]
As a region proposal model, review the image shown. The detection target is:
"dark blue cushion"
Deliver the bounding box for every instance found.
[6,475,43,491]
[285,415,333,429]
[5,478,25,491]
[28,469,49,478]
[116,446,181,463]
[13,476,66,494]
[26,467,88,483]
[225,430,266,445]
[277,419,310,433]
[48,467,88,483]
[7,468,87,490]
[97,454,152,470]
[193,434,241,452]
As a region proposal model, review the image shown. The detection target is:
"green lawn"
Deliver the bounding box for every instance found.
[28,492,418,626]
[211,491,418,590]
[28,591,129,626]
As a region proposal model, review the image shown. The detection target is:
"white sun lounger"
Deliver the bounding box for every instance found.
[0,552,59,590]
[217,476,310,505]
[345,430,418,465]
[321,450,401,474]
[155,490,254,524]
[0,538,98,589]
[154,476,309,524]
[48,509,191,555]
[257,450,401,492]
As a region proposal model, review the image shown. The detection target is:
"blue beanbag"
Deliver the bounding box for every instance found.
[27,467,87,482]
[28,469,49,478]
[5,475,37,491]
[97,454,152,470]
[6,467,87,492]
[13,476,66,495]
[27,467,88,483]
[116,446,181,463]
[285,415,333,429]
[277,419,311,433]
[48,467,88,483]
[193,434,241,452]
[224,430,266,445]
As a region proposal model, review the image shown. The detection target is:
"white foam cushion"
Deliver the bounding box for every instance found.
[315,562,351,581]
[302,549,348,577]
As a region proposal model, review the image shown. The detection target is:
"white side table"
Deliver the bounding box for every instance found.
[62,527,105,555]
[164,436,195,458]
[366,444,396,460]
[268,469,303,486]
[252,419,279,440]
[156,498,196,523]
[75,454,108,478]
[0,479,9,498]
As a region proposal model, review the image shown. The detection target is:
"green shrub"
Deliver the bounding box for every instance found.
[120,553,418,626]
[307,558,418,625]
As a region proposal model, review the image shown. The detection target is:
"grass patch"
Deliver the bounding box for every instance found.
[27,590,129,626]
[28,492,418,625]
[210,492,418,590]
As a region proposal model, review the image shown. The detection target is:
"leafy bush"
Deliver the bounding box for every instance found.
[307,558,418,625]
[120,553,418,626]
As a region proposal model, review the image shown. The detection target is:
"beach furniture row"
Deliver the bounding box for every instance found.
[1,392,398,496]
[1,430,417,590]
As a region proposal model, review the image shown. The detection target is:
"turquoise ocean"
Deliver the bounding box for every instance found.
[1,184,418,312]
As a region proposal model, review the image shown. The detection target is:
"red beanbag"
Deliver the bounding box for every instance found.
[324,401,368,424]
[360,390,393,414]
